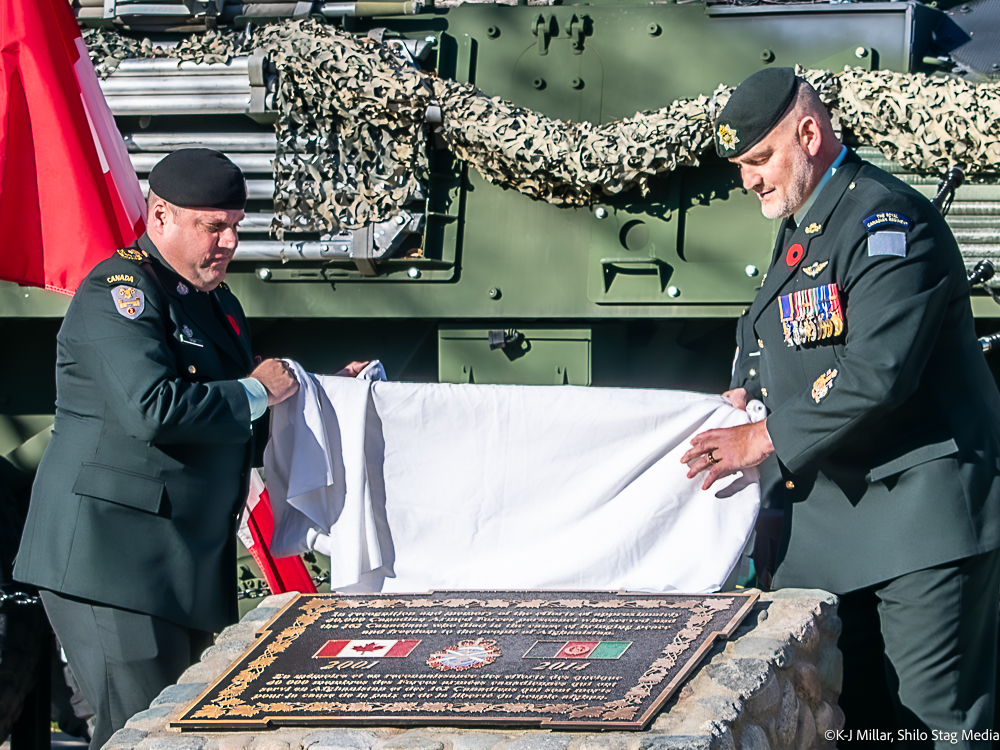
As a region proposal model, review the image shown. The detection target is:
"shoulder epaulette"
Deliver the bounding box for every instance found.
[116,246,149,262]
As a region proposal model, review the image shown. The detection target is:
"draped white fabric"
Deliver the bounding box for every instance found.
[264,362,761,594]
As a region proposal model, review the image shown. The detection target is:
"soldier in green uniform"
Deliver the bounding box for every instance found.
[683,69,1000,743]
[14,149,305,750]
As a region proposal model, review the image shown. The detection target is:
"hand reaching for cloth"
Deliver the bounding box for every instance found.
[681,387,774,490]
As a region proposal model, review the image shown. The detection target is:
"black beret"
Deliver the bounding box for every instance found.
[148,148,247,210]
[715,67,800,158]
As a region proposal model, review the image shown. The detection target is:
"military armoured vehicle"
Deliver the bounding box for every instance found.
[2,0,1000,734]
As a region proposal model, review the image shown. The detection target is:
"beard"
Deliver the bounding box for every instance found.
[759,145,821,220]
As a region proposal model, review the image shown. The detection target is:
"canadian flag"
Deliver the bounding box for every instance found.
[314,640,421,659]
[0,0,145,294]
[239,469,317,595]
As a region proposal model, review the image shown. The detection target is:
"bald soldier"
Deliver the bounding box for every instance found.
[14,149,363,749]
[683,69,1000,743]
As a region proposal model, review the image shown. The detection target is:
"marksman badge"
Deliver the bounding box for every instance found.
[111,285,144,319]
[778,283,845,347]
[177,282,189,295]
[716,123,740,154]
[812,368,838,404]
[802,261,829,279]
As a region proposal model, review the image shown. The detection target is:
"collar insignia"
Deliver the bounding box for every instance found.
[717,123,740,153]
[802,261,829,278]
[804,223,822,235]
[812,368,838,404]
[177,282,189,295]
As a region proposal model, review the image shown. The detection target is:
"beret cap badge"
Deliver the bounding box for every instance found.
[717,124,741,154]
[714,67,800,158]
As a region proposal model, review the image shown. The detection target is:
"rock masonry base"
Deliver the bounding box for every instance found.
[104,590,843,750]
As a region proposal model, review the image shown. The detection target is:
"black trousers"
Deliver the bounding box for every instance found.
[40,590,213,750]
[837,550,1000,749]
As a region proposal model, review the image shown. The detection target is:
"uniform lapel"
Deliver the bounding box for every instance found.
[750,152,864,328]
[212,287,254,371]
[137,235,249,371]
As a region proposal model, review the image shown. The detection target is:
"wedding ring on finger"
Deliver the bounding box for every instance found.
[707,451,720,466]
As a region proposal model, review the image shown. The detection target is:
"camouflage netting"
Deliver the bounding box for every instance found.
[84,22,1000,235]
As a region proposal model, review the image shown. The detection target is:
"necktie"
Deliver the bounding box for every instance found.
[783,217,797,248]
[772,217,797,267]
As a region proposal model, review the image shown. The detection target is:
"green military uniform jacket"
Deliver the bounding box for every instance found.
[15,233,255,632]
[734,149,1000,594]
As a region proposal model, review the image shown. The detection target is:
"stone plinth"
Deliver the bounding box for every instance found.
[103,590,843,750]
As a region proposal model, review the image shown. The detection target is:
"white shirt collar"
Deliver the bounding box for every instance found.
[794,145,848,225]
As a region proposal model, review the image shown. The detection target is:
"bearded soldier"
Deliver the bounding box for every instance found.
[683,68,1000,742]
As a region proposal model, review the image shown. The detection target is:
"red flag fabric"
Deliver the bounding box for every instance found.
[0,0,145,295]
[239,469,318,596]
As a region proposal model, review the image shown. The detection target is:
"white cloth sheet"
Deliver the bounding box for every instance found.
[264,362,761,594]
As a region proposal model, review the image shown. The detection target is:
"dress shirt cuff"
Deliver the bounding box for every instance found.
[239,377,269,421]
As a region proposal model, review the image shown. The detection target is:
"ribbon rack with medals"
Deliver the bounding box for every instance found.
[779,283,844,346]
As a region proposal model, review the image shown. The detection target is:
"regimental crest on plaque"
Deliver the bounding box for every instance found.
[174,591,758,731]
[427,639,501,671]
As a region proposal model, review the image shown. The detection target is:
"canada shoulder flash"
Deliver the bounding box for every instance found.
[111,285,144,319]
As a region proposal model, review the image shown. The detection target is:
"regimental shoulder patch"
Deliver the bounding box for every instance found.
[116,246,148,262]
[868,231,907,258]
[802,261,829,278]
[106,273,137,286]
[812,368,838,403]
[862,211,911,232]
[111,285,144,319]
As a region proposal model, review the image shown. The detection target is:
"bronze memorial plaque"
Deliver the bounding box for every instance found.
[176,590,758,731]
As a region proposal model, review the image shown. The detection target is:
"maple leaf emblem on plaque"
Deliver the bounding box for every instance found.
[352,642,384,653]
